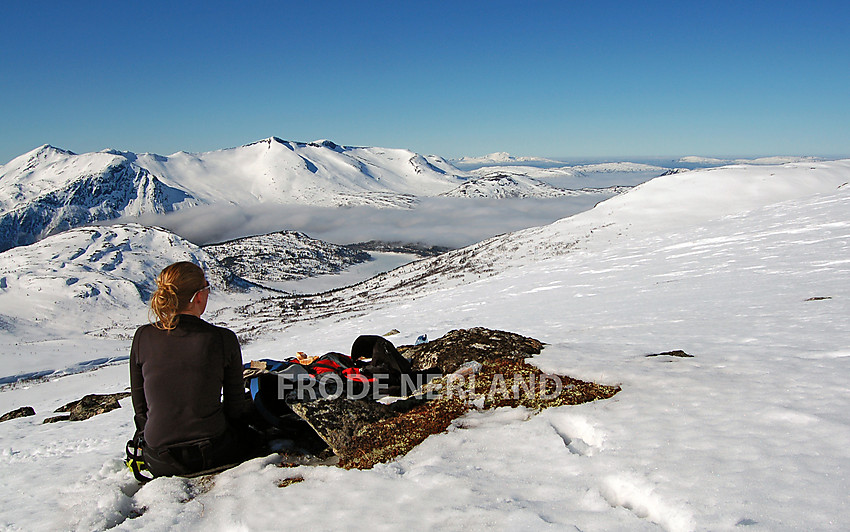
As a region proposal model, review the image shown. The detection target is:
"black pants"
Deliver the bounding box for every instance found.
[143,425,262,478]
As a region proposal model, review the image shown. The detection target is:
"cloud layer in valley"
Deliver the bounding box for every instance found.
[118,196,614,248]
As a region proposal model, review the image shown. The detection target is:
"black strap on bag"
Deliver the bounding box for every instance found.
[351,335,413,374]
[350,335,417,395]
[125,436,154,483]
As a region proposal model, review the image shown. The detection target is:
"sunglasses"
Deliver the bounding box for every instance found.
[191,282,211,302]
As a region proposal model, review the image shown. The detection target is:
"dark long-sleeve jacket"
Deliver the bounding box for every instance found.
[129,314,250,449]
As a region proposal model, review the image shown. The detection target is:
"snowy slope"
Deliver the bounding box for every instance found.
[230,160,850,334]
[0,139,468,252]
[1,159,849,531]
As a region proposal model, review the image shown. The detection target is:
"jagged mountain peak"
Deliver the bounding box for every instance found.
[99,148,132,157]
[245,137,346,152]
[30,144,76,155]
[309,139,342,151]
[30,144,76,157]
[2,144,75,169]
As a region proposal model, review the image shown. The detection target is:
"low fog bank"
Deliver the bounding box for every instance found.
[119,195,615,249]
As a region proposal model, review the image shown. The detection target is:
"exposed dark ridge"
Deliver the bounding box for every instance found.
[346,240,454,257]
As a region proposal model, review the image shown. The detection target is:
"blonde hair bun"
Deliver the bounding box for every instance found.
[149,262,207,330]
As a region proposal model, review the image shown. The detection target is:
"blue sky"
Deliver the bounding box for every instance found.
[2,0,848,164]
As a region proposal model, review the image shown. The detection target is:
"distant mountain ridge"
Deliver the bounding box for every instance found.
[439,173,629,198]
[468,161,670,179]
[0,138,468,252]
[452,152,564,168]
[3,158,848,347]
[678,155,824,166]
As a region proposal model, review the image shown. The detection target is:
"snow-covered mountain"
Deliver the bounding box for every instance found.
[0,146,187,252]
[0,224,392,347]
[440,173,629,199]
[0,138,468,252]
[133,138,465,204]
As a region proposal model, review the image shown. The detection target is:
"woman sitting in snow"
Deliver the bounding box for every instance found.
[129,261,260,477]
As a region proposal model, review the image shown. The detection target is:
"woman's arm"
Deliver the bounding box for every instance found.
[222,329,252,421]
[129,328,148,439]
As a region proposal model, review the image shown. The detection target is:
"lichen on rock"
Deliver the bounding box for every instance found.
[290,328,620,470]
[401,327,544,373]
[0,406,36,422]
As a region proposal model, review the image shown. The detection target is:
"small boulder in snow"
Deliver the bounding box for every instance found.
[0,406,36,422]
[54,392,131,421]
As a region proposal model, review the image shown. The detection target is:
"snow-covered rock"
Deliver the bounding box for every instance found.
[203,231,371,285]
[440,174,578,198]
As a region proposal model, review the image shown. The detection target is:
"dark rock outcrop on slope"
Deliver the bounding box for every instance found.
[45,392,131,423]
[287,328,619,470]
[346,240,454,258]
[645,350,693,358]
[288,397,399,460]
[0,406,35,422]
[400,327,544,373]
[203,231,372,284]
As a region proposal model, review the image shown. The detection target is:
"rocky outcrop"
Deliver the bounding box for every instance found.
[645,350,693,358]
[401,327,544,373]
[288,397,399,460]
[288,328,619,470]
[203,231,371,284]
[43,392,131,423]
[0,406,35,422]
